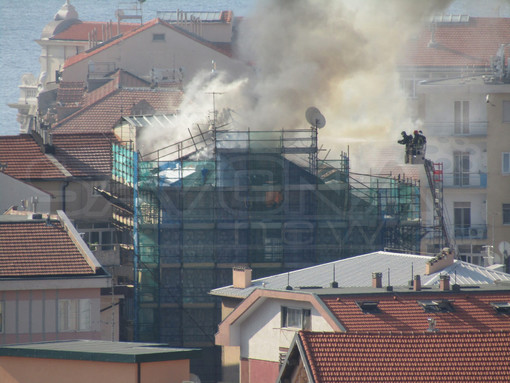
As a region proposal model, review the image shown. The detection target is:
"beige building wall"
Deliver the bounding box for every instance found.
[62,23,249,85]
[486,93,510,265]
[0,287,104,345]
[0,356,190,383]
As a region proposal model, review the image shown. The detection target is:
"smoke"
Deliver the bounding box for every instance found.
[137,70,249,156]
[140,0,453,171]
[234,0,453,171]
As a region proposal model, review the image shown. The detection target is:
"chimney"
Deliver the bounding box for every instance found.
[372,272,382,288]
[233,267,252,289]
[439,274,450,291]
[426,247,455,275]
[413,275,421,291]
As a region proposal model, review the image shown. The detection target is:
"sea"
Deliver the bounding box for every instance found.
[0,0,509,136]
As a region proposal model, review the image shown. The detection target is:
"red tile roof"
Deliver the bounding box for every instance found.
[52,87,183,134]
[298,330,510,382]
[321,291,510,332]
[0,220,95,277]
[400,17,510,67]
[0,135,67,180]
[51,21,138,41]
[52,133,117,177]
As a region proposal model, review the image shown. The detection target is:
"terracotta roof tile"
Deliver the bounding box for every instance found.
[51,21,138,41]
[56,81,85,106]
[52,133,117,177]
[0,135,67,180]
[52,88,183,134]
[299,331,510,382]
[321,291,510,332]
[400,17,510,67]
[0,221,94,277]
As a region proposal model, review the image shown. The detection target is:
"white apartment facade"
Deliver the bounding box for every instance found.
[417,76,510,267]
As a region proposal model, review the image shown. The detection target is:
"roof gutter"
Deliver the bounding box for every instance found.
[57,210,104,273]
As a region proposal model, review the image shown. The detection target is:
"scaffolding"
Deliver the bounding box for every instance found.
[110,123,422,382]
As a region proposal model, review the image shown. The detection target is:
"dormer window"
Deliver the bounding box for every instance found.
[417,299,454,313]
[152,33,165,41]
[490,302,510,314]
[281,307,311,329]
[356,301,380,314]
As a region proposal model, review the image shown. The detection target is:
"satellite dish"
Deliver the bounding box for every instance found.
[305,107,326,129]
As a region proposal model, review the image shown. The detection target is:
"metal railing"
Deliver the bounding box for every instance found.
[443,172,487,188]
[451,224,487,240]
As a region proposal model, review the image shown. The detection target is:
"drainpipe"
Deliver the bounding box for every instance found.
[61,181,70,212]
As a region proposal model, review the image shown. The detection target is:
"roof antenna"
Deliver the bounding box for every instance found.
[330,264,339,288]
[286,272,293,290]
[387,268,393,291]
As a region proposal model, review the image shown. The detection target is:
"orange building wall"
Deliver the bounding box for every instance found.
[0,356,190,383]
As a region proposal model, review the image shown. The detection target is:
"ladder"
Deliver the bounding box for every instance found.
[424,159,454,251]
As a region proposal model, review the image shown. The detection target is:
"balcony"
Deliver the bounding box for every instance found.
[443,172,487,188]
[422,121,487,137]
[452,224,487,240]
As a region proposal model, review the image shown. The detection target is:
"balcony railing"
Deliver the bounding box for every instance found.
[422,121,487,137]
[443,172,487,188]
[452,224,487,240]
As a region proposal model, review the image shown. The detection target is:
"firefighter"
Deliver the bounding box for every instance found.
[412,130,426,158]
[398,131,413,163]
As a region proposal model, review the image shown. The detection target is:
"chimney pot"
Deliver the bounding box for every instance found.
[372,272,382,288]
[439,274,450,291]
[413,275,421,291]
[233,266,252,289]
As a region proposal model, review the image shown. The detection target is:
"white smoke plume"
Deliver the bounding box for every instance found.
[235,0,453,171]
[140,0,453,171]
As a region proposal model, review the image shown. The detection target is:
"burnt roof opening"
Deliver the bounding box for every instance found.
[490,302,510,314]
[356,301,380,314]
[417,299,455,313]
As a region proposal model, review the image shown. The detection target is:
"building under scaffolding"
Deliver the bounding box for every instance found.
[109,118,421,382]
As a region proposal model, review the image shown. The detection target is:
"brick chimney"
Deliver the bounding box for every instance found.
[413,275,421,291]
[439,274,450,291]
[372,272,382,288]
[233,267,252,289]
[426,247,455,275]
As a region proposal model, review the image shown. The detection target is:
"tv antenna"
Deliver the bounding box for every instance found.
[305,106,326,129]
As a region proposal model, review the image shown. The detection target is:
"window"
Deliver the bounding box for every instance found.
[281,307,311,329]
[453,151,470,186]
[503,101,510,122]
[58,299,91,332]
[454,101,469,134]
[0,301,3,333]
[401,78,417,99]
[454,202,471,237]
[152,33,165,41]
[77,222,118,251]
[503,153,510,174]
[503,204,510,225]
